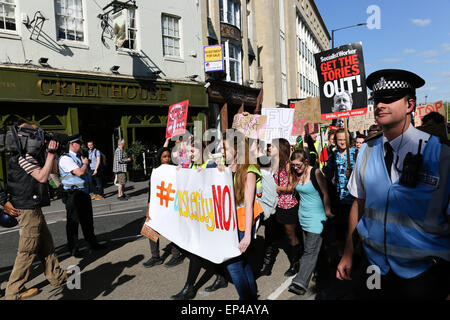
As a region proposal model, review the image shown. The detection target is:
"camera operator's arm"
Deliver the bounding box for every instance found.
[71,156,89,177]
[29,141,59,183]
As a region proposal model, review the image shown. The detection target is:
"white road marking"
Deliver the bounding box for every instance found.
[267,275,295,300]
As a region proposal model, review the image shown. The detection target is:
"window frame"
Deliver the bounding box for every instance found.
[55,0,86,43]
[223,39,242,84]
[161,13,182,58]
[0,0,17,34]
[220,0,241,29]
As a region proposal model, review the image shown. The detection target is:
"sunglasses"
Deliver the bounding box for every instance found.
[291,163,303,169]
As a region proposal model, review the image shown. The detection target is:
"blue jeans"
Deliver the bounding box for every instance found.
[89,169,104,196]
[226,228,257,300]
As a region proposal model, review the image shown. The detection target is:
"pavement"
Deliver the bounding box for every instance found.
[42,179,151,221]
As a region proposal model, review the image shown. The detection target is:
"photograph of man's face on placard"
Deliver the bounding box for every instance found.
[332,91,353,113]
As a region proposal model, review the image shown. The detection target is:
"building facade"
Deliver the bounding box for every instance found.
[0,0,208,181]
[201,0,262,132]
[254,0,330,108]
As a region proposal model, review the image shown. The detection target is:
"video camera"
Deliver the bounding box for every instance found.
[0,125,70,156]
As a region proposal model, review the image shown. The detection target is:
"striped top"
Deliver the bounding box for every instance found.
[18,154,41,174]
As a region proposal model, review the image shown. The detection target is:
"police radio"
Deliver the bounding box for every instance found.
[399,139,423,188]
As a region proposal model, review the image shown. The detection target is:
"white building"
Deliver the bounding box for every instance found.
[0,0,209,181]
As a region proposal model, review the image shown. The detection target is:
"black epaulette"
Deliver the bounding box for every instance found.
[364,131,383,143]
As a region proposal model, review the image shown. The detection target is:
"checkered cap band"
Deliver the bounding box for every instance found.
[372,77,412,92]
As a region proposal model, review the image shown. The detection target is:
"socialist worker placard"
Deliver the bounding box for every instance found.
[315,42,368,121]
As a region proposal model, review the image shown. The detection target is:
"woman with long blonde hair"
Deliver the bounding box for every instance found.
[222,130,262,300]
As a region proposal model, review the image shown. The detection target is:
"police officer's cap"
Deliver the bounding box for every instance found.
[68,134,83,144]
[366,69,425,100]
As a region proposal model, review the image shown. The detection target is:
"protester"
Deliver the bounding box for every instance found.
[171,137,225,300]
[337,69,450,300]
[143,146,184,269]
[258,141,284,277]
[326,128,356,251]
[354,133,366,160]
[58,134,105,257]
[287,150,333,295]
[417,111,448,143]
[270,138,301,277]
[3,124,72,300]
[113,139,132,200]
[222,130,262,300]
[305,133,320,168]
[320,129,337,168]
[87,140,104,200]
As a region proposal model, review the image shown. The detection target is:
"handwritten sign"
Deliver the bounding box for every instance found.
[232,113,267,139]
[348,105,375,132]
[414,101,446,127]
[147,165,241,263]
[166,100,189,139]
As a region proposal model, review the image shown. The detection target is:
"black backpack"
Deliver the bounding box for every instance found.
[309,167,324,200]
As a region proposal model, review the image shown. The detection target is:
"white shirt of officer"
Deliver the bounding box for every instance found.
[59,150,83,174]
[347,124,431,200]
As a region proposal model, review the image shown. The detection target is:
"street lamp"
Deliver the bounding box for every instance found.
[331,23,367,48]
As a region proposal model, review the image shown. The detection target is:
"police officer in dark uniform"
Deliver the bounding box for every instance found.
[58,134,105,257]
[337,69,450,300]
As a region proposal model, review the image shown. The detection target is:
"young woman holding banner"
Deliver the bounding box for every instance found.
[221,130,262,300]
[143,146,184,268]
[171,136,227,300]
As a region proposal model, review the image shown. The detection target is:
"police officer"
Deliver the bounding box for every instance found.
[3,123,70,300]
[336,69,449,300]
[59,134,105,257]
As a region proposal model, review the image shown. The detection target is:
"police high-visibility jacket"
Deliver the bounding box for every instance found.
[59,153,89,194]
[355,135,450,278]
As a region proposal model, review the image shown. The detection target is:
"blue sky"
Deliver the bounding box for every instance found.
[315,0,450,104]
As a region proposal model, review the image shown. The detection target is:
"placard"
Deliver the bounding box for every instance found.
[414,101,446,127]
[166,100,189,139]
[232,113,267,139]
[315,42,368,121]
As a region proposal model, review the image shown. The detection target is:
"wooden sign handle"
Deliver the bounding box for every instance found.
[344,118,351,168]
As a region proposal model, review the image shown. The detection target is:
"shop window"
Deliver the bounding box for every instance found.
[0,0,16,32]
[55,0,85,42]
[162,14,181,57]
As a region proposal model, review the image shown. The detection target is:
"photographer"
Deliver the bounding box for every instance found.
[4,123,71,300]
[58,134,105,257]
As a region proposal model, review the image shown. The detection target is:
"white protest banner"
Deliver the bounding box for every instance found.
[146,165,241,264]
[261,108,297,145]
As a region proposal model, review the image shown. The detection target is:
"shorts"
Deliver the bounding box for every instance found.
[275,205,299,225]
[116,172,127,185]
